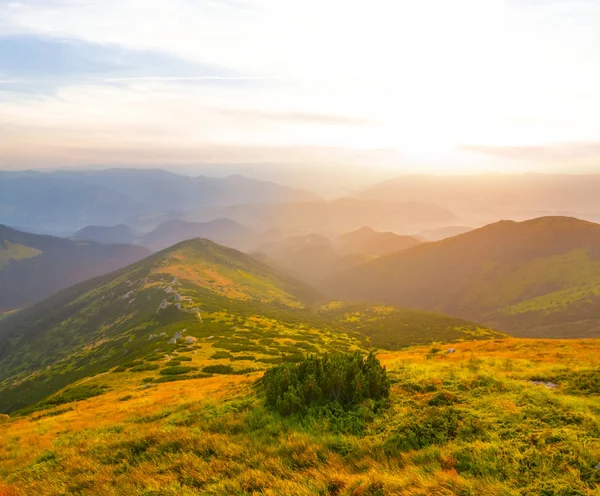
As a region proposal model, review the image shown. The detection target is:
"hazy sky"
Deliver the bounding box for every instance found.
[1,0,600,173]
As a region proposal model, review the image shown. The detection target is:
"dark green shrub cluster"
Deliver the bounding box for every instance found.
[153,373,213,384]
[202,364,234,374]
[260,352,390,416]
[159,366,197,376]
[231,355,256,361]
[211,351,233,359]
[130,364,159,372]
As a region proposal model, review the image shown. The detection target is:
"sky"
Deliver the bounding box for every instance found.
[1,0,600,174]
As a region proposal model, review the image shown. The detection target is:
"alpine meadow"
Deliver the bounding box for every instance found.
[2,1,600,495]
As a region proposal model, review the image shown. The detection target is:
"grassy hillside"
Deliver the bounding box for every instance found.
[321,302,505,349]
[0,338,599,495]
[0,238,500,413]
[0,225,150,311]
[323,216,600,337]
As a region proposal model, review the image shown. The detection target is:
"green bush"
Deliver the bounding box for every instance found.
[202,364,234,374]
[123,360,144,368]
[177,356,192,362]
[159,366,197,376]
[153,373,213,384]
[130,364,160,372]
[211,351,233,360]
[259,352,390,416]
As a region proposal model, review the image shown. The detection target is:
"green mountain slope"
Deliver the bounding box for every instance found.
[0,238,499,413]
[0,225,151,311]
[320,302,505,349]
[323,216,600,337]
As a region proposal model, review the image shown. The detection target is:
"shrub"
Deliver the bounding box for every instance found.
[130,364,160,372]
[159,366,197,376]
[202,364,234,374]
[153,373,213,383]
[177,356,192,362]
[211,351,233,360]
[259,352,390,416]
[123,360,144,368]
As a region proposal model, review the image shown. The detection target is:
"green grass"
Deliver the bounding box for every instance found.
[0,240,41,270]
[1,340,599,495]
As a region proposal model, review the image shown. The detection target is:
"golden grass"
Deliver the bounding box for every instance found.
[1,338,599,495]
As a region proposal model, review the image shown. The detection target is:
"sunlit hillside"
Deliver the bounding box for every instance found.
[1,339,599,495]
[0,238,498,414]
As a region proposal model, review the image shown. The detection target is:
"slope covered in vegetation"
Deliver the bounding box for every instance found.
[0,238,500,413]
[324,216,600,337]
[0,339,598,495]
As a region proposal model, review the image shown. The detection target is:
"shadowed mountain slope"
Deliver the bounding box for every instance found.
[0,225,150,311]
[323,217,600,337]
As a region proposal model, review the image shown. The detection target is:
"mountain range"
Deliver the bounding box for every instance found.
[187,197,457,234]
[0,225,150,311]
[0,237,501,413]
[255,228,421,285]
[357,173,600,225]
[0,169,318,234]
[323,216,600,337]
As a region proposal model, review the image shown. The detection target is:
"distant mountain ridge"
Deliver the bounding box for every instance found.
[334,227,421,256]
[0,225,150,311]
[323,216,600,337]
[255,228,421,285]
[189,197,456,234]
[357,173,600,225]
[0,169,318,234]
[139,218,252,251]
[72,224,139,245]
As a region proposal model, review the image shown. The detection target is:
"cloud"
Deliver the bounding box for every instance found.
[105,76,263,84]
[463,143,600,165]
[213,108,376,126]
[0,35,241,93]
